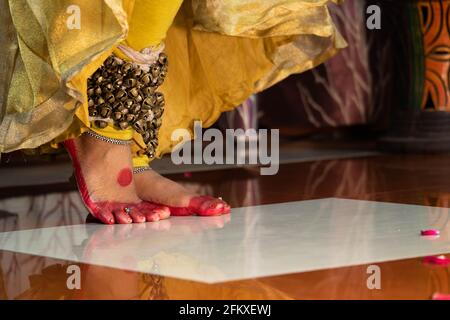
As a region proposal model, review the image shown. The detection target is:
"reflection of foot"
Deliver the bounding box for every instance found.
[134,169,231,217]
[65,133,162,224]
[77,214,230,299]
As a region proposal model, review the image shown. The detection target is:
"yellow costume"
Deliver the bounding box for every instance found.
[0,0,345,166]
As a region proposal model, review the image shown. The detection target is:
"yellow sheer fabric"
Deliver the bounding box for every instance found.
[0,0,346,163]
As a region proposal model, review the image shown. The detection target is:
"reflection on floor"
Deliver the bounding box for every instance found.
[0,198,449,283]
[0,153,450,299]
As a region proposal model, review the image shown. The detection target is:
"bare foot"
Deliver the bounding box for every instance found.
[134,169,230,216]
[65,133,165,224]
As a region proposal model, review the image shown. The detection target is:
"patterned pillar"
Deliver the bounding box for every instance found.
[378,0,450,152]
[419,0,450,111]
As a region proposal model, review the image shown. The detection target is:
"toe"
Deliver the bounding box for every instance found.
[129,209,146,223]
[96,209,115,224]
[146,212,160,222]
[197,198,224,216]
[113,207,133,224]
[222,202,231,214]
[138,202,171,222]
[156,206,171,220]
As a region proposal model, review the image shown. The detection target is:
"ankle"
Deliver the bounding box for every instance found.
[76,134,129,164]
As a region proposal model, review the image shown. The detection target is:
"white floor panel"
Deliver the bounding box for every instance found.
[0,198,449,283]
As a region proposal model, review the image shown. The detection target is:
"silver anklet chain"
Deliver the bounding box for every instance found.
[85,130,131,145]
[133,166,152,174]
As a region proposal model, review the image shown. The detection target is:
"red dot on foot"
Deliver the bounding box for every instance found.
[117,168,133,187]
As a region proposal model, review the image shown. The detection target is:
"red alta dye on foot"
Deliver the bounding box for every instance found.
[167,195,231,216]
[64,139,134,224]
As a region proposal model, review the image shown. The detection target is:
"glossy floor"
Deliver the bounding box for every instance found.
[0,198,449,284]
[0,153,450,299]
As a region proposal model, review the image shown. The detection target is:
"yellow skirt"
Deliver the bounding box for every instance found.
[0,0,345,159]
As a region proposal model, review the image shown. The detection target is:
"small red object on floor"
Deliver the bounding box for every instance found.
[184,172,192,178]
[421,229,440,236]
[432,293,450,300]
[423,255,450,266]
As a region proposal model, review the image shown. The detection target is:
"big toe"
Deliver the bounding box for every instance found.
[193,196,227,216]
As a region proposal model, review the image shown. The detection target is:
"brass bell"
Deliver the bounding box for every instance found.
[153,107,163,118]
[142,131,150,142]
[158,53,168,65]
[105,92,115,104]
[125,78,137,88]
[95,120,108,128]
[142,97,154,107]
[134,95,143,103]
[155,78,164,87]
[140,74,151,85]
[133,119,147,134]
[146,144,155,154]
[100,106,112,118]
[154,118,162,128]
[125,114,135,122]
[105,83,113,91]
[155,92,164,105]
[130,104,141,114]
[88,108,97,116]
[93,70,102,79]
[151,65,160,77]
[110,65,120,74]
[96,97,105,105]
[125,99,134,107]
[114,79,123,87]
[143,86,154,96]
[105,56,114,66]
[121,63,132,74]
[113,112,123,121]
[115,90,126,100]
[129,87,139,97]
[112,101,123,110]
[95,87,102,95]
[133,69,142,77]
[87,88,95,96]
[150,139,159,148]
[88,99,95,107]
[139,111,152,122]
[117,104,129,114]
[119,121,129,130]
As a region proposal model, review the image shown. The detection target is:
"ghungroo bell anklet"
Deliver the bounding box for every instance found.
[87,51,168,158]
